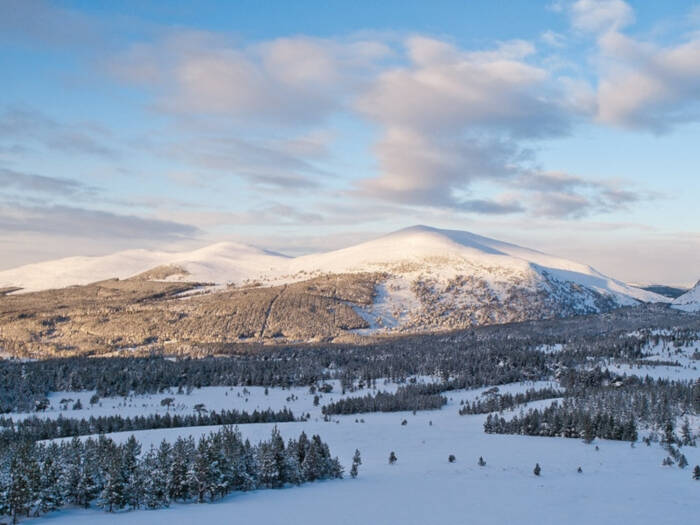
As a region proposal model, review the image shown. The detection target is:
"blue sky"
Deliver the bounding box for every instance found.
[0,0,699,285]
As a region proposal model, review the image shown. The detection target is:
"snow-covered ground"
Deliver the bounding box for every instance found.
[15,377,699,525]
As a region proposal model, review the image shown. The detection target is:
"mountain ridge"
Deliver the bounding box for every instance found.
[0,225,667,305]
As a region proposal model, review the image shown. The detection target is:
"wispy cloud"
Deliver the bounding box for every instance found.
[0,168,98,197]
[0,201,199,240]
[0,107,119,158]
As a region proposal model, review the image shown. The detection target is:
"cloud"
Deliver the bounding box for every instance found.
[160,134,329,190]
[110,32,390,126]
[0,168,98,197]
[515,171,653,218]
[555,1,700,131]
[595,32,700,130]
[356,127,527,210]
[0,201,199,240]
[357,36,567,137]
[0,107,119,158]
[541,30,567,48]
[353,36,573,212]
[569,0,634,34]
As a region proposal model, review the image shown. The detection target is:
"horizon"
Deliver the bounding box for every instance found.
[1,0,700,285]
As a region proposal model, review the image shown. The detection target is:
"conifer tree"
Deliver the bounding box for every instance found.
[350,449,362,478]
[38,451,63,514]
[122,435,143,509]
[100,451,125,513]
[8,446,32,523]
[170,436,193,502]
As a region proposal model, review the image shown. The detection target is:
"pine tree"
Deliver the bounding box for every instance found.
[678,454,688,469]
[23,446,41,518]
[269,427,287,486]
[142,445,171,509]
[662,420,676,448]
[0,469,9,520]
[680,419,695,446]
[38,450,64,514]
[63,438,86,507]
[189,438,212,503]
[301,439,323,482]
[122,435,143,509]
[170,436,193,501]
[350,449,362,478]
[100,451,125,512]
[155,440,173,504]
[8,446,32,523]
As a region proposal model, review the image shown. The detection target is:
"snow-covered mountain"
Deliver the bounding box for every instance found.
[0,242,289,293]
[0,225,669,333]
[672,281,700,312]
[282,226,668,330]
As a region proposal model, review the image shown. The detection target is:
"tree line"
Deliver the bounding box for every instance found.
[321,385,447,415]
[458,387,562,415]
[484,402,639,442]
[0,407,295,448]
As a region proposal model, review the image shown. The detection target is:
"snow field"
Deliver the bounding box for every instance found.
[17,378,700,525]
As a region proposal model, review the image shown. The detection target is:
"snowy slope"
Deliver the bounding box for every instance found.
[672,281,700,312]
[288,226,662,304]
[0,242,289,293]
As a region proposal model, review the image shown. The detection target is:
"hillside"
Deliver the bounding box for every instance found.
[672,281,700,312]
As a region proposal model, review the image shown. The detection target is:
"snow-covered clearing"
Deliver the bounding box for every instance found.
[608,338,699,381]
[18,378,699,525]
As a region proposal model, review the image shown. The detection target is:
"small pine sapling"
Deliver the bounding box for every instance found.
[350,449,362,478]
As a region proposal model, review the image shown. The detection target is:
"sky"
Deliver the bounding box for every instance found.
[0,0,699,286]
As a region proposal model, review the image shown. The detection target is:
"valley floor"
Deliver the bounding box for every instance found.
[14,372,699,525]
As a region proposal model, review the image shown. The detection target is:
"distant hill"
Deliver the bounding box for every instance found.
[634,285,689,299]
